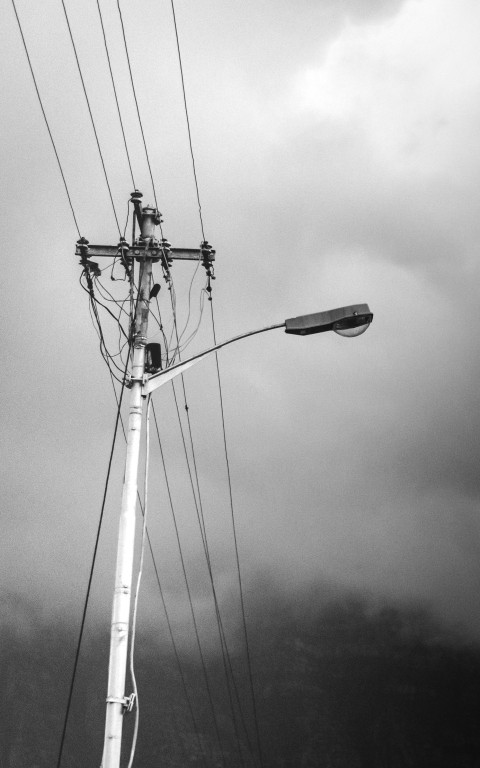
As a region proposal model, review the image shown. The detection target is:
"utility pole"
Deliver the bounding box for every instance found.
[76,191,215,768]
[101,196,158,768]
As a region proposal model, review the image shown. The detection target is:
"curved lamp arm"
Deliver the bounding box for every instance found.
[143,321,285,395]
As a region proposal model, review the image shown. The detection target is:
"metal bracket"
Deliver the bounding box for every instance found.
[106,693,136,713]
[125,374,149,389]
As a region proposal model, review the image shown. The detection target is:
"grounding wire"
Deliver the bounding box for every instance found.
[60,0,121,235]
[95,0,136,190]
[108,384,208,767]
[55,350,130,768]
[11,0,81,238]
[127,395,152,768]
[209,300,265,767]
[117,0,160,210]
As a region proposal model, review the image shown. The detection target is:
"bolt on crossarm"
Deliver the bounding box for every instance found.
[101,199,160,768]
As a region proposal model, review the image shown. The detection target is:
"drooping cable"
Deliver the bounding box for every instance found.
[95,0,136,189]
[117,0,159,210]
[80,273,127,382]
[55,351,130,768]
[168,377,255,766]
[10,0,81,238]
[127,395,152,768]
[60,0,121,235]
[209,300,265,767]
[167,306,256,764]
[169,0,206,240]
[144,525,209,768]
[152,402,227,767]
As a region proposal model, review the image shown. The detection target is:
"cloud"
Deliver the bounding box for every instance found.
[2,0,480,648]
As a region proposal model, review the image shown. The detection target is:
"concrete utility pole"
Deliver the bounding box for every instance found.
[75,191,215,768]
[101,199,158,768]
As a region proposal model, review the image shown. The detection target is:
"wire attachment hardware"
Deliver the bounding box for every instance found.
[159,238,173,284]
[77,236,100,287]
[117,237,132,277]
[200,240,216,300]
[76,236,90,264]
[106,693,136,714]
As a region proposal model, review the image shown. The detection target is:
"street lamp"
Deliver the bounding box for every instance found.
[79,196,374,768]
[284,304,373,337]
[143,303,373,395]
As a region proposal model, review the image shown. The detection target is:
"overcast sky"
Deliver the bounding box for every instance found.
[2,0,480,644]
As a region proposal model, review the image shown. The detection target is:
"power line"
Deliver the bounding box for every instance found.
[167,312,257,765]
[152,401,227,767]
[144,525,209,768]
[117,0,159,210]
[60,0,122,235]
[209,300,265,767]
[10,0,81,238]
[169,0,206,241]
[95,0,137,189]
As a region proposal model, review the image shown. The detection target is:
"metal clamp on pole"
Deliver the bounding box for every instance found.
[106,694,136,714]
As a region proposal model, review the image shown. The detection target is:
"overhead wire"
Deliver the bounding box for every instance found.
[166,309,257,765]
[168,372,257,766]
[151,402,227,767]
[144,526,209,768]
[60,0,122,235]
[16,0,215,754]
[210,301,265,767]
[95,0,136,190]
[10,0,81,238]
[43,0,262,757]
[117,0,160,210]
[165,7,262,764]
[169,0,206,240]
[167,2,264,759]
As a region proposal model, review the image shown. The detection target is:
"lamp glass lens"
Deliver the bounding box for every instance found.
[333,319,370,337]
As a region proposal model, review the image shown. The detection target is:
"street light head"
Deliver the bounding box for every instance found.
[285,304,373,337]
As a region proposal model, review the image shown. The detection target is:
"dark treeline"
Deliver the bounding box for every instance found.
[2,585,480,767]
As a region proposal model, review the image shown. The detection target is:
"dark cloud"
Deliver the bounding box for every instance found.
[2,0,480,653]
